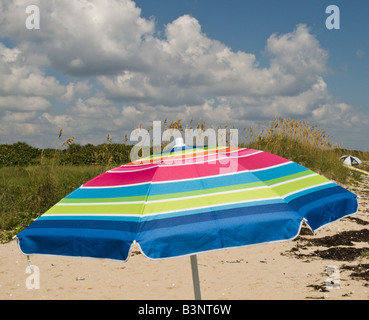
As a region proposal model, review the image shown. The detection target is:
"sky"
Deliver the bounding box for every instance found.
[0,0,369,150]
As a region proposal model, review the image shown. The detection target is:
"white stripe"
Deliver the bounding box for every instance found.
[143,185,269,204]
[60,173,319,206]
[48,181,336,218]
[80,181,151,189]
[141,196,283,217]
[249,161,293,172]
[270,173,318,187]
[59,185,269,206]
[81,156,292,189]
[121,147,237,167]
[114,181,334,217]
[108,150,263,173]
[57,201,145,206]
[109,165,159,173]
[281,181,334,199]
[46,196,283,218]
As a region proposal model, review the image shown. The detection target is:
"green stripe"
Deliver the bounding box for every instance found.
[45,203,144,215]
[271,174,329,196]
[59,195,146,203]
[142,188,278,215]
[44,174,329,216]
[58,170,314,204]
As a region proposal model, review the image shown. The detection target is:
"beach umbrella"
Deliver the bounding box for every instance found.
[340,155,361,166]
[17,140,358,299]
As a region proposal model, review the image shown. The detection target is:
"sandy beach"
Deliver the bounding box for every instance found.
[1,176,368,300]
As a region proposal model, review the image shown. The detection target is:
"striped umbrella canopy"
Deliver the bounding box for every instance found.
[18,145,358,260]
[17,145,358,298]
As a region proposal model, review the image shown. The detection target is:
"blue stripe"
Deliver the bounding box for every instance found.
[17,228,135,260]
[24,202,294,233]
[65,183,150,199]
[138,203,296,232]
[25,219,138,232]
[288,185,354,211]
[137,210,304,259]
[288,186,357,230]
[252,162,307,181]
[17,184,358,260]
[31,186,356,233]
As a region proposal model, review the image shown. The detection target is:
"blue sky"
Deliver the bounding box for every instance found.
[0,0,368,150]
[137,0,369,105]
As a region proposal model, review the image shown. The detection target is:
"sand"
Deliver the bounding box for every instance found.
[1,175,368,300]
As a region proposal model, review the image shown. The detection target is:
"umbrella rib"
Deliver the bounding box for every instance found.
[132,160,162,255]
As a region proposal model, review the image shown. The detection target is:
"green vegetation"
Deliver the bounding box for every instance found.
[0,165,109,242]
[0,136,133,242]
[361,249,369,259]
[0,141,132,167]
[242,117,369,183]
[1,117,368,242]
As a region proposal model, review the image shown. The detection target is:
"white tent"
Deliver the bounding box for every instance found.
[340,155,362,166]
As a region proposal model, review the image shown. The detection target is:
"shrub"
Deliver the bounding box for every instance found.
[0,142,41,167]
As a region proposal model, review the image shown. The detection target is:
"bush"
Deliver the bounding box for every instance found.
[0,142,133,167]
[0,142,41,167]
[59,143,132,165]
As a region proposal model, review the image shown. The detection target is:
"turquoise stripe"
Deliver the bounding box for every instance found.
[65,162,307,200]
[66,183,150,199]
[149,162,307,196]
[252,162,305,181]
[46,183,337,222]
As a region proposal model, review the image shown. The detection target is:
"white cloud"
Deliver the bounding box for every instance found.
[0,41,93,144]
[0,96,50,111]
[2,110,36,122]
[0,0,154,76]
[62,81,92,103]
[267,24,328,87]
[0,0,368,149]
[99,18,329,110]
[0,43,63,97]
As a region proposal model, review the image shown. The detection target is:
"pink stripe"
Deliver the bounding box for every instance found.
[152,150,288,182]
[111,148,255,171]
[83,168,157,187]
[238,150,288,170]
[82,149,289,187]
[124,147,243,166]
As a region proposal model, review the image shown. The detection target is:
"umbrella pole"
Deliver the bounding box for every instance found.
[190,255,202,300]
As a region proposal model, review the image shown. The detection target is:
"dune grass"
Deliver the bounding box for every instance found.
[242,117,353,183]
[0,165,108,242]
